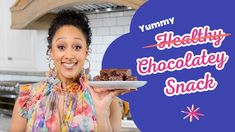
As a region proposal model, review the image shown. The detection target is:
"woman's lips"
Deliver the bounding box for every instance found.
[62,62,77,70]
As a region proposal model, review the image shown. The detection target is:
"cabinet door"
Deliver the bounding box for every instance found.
[0,0,36,71]
[0,0,7,67]
[5,30,36,71]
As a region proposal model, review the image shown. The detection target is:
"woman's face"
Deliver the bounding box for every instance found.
[50,25,88,80]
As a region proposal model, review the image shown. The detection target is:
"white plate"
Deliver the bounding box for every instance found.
[88,81,147,89]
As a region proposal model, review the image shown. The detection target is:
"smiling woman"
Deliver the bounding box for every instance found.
[9,10,131,132]
[50,25,88,83]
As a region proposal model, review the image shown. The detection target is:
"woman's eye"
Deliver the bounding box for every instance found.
[57,45,65,50]
[74,45,82,50]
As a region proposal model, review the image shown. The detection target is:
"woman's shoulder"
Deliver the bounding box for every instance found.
[18,79,48,96]
[17,80,48,119]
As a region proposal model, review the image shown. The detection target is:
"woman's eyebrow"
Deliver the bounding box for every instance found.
[55,36,65,42]
[74,37,83,41]
[54,36,83,42]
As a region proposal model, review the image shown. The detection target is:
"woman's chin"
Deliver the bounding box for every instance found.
[60,71,79,80]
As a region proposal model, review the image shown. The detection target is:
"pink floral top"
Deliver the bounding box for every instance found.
[18,74,97,132]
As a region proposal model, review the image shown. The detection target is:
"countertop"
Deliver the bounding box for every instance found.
[0,114,11,132]
[0,71,45,77]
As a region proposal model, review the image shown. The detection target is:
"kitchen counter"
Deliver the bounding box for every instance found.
[0,70,45,77]
[0,114,11,132]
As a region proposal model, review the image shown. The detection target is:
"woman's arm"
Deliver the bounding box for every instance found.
[9,98,27,132]
[95,97,123,132]
[85,84,129,132]
[109,97,123,132]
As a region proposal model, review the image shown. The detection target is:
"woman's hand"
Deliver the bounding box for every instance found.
[85,84,131,116]
[83,83,135,131]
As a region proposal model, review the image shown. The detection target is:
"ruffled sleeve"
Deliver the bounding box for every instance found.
[18,84,32,118]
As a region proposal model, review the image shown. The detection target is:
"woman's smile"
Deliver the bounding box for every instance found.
[62,61,78,70]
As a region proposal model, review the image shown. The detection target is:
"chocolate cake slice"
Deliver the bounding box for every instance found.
[125,76,138,81]
[100,68,131,77]
[93,68,138,81]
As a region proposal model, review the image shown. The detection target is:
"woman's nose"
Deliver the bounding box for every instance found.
[64,48,75,60]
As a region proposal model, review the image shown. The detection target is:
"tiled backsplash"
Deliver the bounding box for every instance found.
[87,10,135,77]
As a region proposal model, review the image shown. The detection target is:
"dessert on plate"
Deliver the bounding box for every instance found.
[93,68,138,81]
[90,68,146,89]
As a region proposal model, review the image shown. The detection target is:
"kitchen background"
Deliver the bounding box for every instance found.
[0,0,143,131]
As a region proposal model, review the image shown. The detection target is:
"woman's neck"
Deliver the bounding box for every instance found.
[57,75,76,89]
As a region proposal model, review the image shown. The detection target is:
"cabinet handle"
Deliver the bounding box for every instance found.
[7,57,13,61]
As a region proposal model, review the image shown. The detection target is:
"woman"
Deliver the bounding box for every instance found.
[9,10,130,132]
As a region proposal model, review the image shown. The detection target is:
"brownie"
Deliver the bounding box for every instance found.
[125,76,138,81]
[93,75,109,81]
[93,68,138,81]
[109,76,123,81]
[93,75,101,81]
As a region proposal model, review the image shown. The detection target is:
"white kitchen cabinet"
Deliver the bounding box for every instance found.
[0,0,7,66]
[0,0,37,71]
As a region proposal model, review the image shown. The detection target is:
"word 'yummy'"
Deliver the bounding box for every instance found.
[139,17,174,32]
[136,49,229,75]
[143,26,230,50]
[164,72,217,96]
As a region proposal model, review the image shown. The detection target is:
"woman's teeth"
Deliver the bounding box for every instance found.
[63,63,76,69]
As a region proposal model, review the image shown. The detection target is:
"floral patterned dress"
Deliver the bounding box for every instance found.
[18,72,97,132]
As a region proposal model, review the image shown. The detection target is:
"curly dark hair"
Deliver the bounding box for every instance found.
[47,10,92,55]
